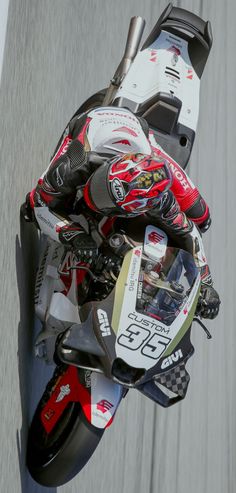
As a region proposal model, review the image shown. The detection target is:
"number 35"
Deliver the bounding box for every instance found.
[117,324,170,360]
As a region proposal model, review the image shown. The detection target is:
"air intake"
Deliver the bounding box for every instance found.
[112,358,145,386]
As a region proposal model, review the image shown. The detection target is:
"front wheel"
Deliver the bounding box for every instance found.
[27,369,104,487]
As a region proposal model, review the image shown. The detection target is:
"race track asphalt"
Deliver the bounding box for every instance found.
[0,1,235,492]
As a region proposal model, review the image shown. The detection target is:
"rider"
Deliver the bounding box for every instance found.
[21,106,220,319]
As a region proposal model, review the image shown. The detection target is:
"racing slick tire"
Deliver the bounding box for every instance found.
[27,368,104,487]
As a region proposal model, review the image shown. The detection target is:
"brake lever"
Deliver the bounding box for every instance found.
[58,252,115,286]
[193,317,212,339]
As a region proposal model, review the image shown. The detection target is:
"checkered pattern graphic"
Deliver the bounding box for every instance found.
[155,363,190,397]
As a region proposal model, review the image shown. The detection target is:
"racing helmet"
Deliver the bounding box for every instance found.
[83,153,172,216]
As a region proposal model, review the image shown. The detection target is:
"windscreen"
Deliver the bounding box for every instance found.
[135,247,198,326]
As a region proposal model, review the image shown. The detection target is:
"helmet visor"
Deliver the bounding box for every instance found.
[88,161,116,213]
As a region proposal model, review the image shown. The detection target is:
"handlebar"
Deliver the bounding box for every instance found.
[57,250,120,286]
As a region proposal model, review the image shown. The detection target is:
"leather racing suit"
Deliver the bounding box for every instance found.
[24,106,219,318]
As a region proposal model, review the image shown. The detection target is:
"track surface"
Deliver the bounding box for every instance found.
[0,1,235,492]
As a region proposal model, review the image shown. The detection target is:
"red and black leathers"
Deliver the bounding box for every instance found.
[29,108,210,246]
[26,106,219,318]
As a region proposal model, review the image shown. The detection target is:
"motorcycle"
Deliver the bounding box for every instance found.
[26,3,213,487]
[27,215,211,487]
[74,2,212,170]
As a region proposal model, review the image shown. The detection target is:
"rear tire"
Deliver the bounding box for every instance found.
[27,368,104,487]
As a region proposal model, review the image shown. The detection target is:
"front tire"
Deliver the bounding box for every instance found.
[27,368,104,487]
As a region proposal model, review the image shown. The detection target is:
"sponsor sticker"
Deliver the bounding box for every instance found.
[161,349,183,369]
[96,399,114,414]
[44,408,55,421]
[97,309,111,337]
[55,384,71,402]
[148,231,165,245]
[62,230,80,242]
[111,178,125,202]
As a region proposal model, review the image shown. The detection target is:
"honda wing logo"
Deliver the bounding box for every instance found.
[96,399,114,413]
[148,231,165,244]
[97,309,111,337]
[55,384,71,402]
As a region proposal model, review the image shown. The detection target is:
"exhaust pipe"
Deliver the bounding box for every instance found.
[124,16,146,61]
[102,16,145,106]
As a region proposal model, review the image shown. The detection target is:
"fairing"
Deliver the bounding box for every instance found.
[113,243,200,373]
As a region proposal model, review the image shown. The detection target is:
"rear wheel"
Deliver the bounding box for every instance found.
[27,367,104,487]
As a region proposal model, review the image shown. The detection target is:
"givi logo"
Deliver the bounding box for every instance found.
[161,349,183,369]
[97,309,111,337]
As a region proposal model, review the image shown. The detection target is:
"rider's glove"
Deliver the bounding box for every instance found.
[198,216,212,233]
[20,192,36,223]
[197,284,221,320]
[196,264,221,319]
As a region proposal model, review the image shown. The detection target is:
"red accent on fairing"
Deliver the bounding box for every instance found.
[112,139,131,146]
[187,70,193,80]
[145,311,161,321]
[52,135,73,163]
[99,217,116,237]
[56,224,83,233]
[57,250,88,296]
[29,189,36,208]
[168,45,181,56]
[106,415,114,428]
[112,126,138,137]
[61,279,72,296]
[96,399,113,413]
[77,117,92,145]
[58,253,73,294]
[148,231,164,244]
[150,50,158,63]
[41,365,91,434]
